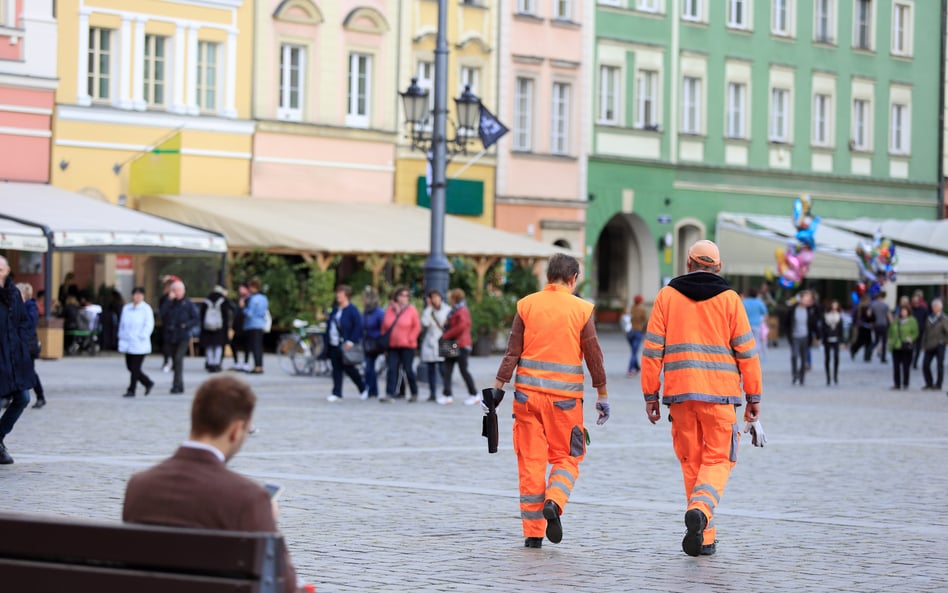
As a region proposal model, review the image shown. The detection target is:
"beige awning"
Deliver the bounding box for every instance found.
[716,212,948,285]
[0,182,227,253]
[137,194,572,259]
[0,218,48,253]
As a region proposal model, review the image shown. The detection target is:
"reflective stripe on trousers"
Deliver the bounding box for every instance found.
[512,390,585,538]
[669,399,739,545]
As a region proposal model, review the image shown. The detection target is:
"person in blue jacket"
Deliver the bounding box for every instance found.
[361,288,385,400]
[0,256,36,465]
[326,285,366,402]
[242,278,269,375]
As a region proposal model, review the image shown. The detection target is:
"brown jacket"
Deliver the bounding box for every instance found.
[123,446,300,593]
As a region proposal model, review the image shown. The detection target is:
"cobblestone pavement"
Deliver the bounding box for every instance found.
[3,330,947,593]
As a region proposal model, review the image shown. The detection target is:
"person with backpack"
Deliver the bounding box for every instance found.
[200,285,232,373]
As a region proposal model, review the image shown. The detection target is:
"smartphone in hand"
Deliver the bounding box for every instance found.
[264,482,284,501]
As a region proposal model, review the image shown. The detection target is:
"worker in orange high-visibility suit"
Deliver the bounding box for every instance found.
[491,253,609,549]
[641,240,762,557]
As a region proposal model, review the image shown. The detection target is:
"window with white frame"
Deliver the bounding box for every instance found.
[551,82,570,155]
[892,2,912,55]
[812,93,831,145]
[346,52,371,127]
[278,44,304,121]
[598,0,621,5]
[770,88,789,142]
[682,0,701,21]
[196,41,219,113]
[772,0,790,35]
[598,65,620,124]
[681,76,701,134]
[460,65,480,95]
[726,82,746,138]
[415,60,434,130]
[814,0,834,42]
[890,103,909,154]
[635,70,659,129]
[852,98,870,149]
[514,77,534,151]
[87,27,113,101]
[554,0,571,19]
[516,0,537,15]
[638,0,659,12]
[143,34,167,107]
[854,0,872,49]
[728,0,748,28]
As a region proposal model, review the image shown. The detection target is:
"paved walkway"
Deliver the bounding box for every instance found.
[4,330,948,592]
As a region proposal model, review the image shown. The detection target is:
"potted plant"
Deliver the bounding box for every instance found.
[469,294,517,356]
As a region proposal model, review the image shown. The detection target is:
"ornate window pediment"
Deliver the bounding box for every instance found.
[343,6,389,34]
[273,0,323,25]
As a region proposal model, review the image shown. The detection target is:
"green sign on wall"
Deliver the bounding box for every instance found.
[416,176,484,216]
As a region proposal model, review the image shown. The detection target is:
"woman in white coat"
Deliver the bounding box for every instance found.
[420,289,451,404]
[118,287,155,397]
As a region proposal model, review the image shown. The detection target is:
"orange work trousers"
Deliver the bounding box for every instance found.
[669,399,740,545]
[512,390,586,538]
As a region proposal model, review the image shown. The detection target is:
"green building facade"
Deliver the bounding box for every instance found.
[588,0,939,308]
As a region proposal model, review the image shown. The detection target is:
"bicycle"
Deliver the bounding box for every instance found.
[277,320,330,377]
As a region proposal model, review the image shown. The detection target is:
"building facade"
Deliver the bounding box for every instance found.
[392,0,498,228]
[493,0,591,254]
[0,0,57,183]
[589,0,940,307]
[251,0,398,202]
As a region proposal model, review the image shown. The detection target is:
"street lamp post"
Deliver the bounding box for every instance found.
[399,0,481,298]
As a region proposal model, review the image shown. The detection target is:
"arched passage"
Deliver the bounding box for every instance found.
[591,213,659,308]
[674,218,706,277]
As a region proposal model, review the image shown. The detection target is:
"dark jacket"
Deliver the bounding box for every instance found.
[821,312,844,344]
[362,305,384,339]
[441,303,474,349]
[328,302,363,344]
[783,303,820,344]
[160,297,200,345]
[0,278,36,395]
[200,292,233,347]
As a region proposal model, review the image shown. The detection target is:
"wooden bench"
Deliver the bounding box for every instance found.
[0,512,289,593]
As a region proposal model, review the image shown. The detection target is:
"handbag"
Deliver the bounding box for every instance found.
[363,336,383,357]
[342,342,365,366]
[438,337,459,358]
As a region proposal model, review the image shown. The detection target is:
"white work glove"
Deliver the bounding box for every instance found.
[595,401,610,425]
[743,420,767,447]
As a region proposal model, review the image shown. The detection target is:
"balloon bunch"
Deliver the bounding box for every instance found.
[773,195,820,289]
[855,231,897,299]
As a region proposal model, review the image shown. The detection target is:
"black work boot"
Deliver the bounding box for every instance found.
[543,500,562,544]
[0,439,13,465]
[524,537,543,548]
[682,508,707,557]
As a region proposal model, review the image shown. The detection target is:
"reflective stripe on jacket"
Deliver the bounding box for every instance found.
[642,283,762,405]
[514,284,593,399]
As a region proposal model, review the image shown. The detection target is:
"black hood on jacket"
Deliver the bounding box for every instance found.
[668,272,733,302]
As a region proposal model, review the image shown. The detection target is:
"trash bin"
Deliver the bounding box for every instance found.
[37,317,64,360]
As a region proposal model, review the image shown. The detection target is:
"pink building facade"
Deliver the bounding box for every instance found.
[0,0,57,183]
[494,1,591,254]
[250,0,398,202]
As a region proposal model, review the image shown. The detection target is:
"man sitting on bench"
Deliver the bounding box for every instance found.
[122,375,306,593]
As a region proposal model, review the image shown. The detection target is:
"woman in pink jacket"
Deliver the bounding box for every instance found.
[380,286,421,402]
[441,288,480,405]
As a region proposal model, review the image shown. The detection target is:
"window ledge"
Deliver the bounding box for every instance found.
[513,12,544,24]
[550,18,581,29]
[723,137,751,145]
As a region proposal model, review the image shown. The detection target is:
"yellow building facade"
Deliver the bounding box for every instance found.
[394,0,498,227]
[52,0,254,204]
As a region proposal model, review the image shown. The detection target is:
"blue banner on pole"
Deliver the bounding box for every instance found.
[478,104,509,149]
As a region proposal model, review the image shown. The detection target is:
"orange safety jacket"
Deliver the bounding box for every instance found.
[641,272,762,405]
[513,284,594,399]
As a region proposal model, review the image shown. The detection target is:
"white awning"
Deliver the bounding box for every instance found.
[137,194,573,259]
[0,219,48,253]
[0,182,227,253]
[716,212,948,285]
[821,217,948,256]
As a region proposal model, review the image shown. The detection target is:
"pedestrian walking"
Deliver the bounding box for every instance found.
[361,288,385,400]
[921,298,947,391]
[870,292,891,362]
[118,287,155,397]
[784,290,820,386]
[850,294,874,361]
[910,290,929,369]
[0,255,36,464]
[621,295,649,376]
[441,288,479,405]
[742,288,769,363]
[242,278,269,375]
[159,280,200,394]
[489,253,610,548]
[888,304,919,390]
[325,285,367,402]
[420,289,450,403]
[380,286,421,402]
[158,275,179,373]
[822,299,844,385]
[229,283,250,371]
[200,285,232,373]
[642,240,762,557]
[16,282,46,408]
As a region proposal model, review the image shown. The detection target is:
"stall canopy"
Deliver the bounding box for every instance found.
[822,217,948,257]
[0,182,227,254]
[716,212,948,285]
[137,194,572,259]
